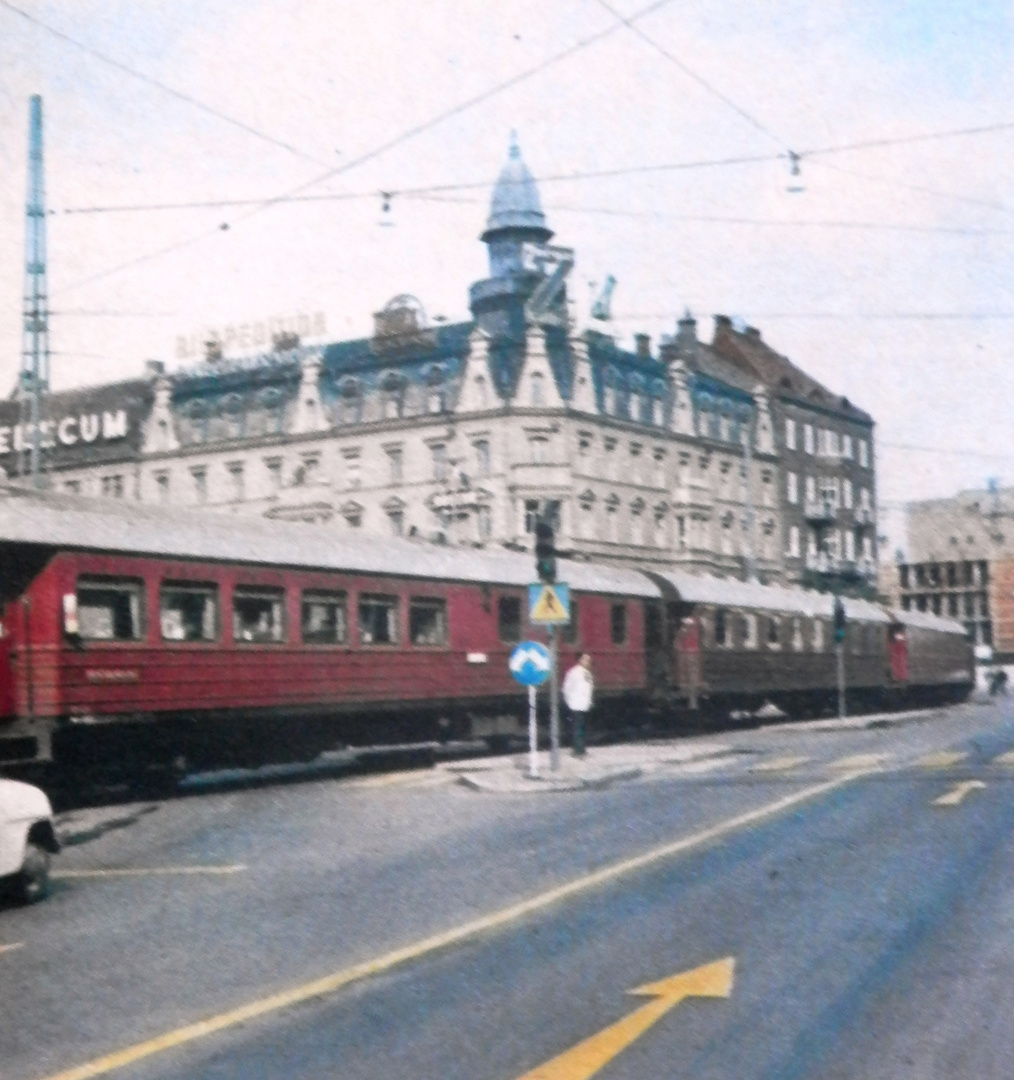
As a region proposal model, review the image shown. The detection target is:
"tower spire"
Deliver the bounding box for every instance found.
[21,94,49,487]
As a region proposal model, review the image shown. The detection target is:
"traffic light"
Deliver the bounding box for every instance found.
[833,596,847,643]
[535,517,557,584]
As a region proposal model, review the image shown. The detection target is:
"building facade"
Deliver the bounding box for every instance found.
[1,139,876,588]
[893,487,1009,651]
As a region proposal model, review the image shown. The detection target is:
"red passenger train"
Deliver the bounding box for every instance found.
[0,487,973,782]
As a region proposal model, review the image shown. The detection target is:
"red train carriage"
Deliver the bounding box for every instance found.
[0,486,974,782]
[0,488,655,777]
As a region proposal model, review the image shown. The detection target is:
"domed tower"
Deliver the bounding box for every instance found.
[469,134,557,340]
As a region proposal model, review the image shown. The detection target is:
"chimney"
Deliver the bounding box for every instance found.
[713,314,732,337]
[144,359,165,377]
[634,333,651,358]
[676,309,697,350]
[745,326,761,341]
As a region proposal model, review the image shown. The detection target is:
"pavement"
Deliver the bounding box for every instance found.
[446,704,950,793]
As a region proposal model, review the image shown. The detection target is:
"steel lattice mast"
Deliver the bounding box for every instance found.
[21,94,49,487]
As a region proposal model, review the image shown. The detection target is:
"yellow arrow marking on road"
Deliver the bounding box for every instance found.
[915,751,968,770]
[0,942,24,956]
[933,780,986,807]
[516,958,735,1080]
[990,750,1014,767]
[752,756,809,774]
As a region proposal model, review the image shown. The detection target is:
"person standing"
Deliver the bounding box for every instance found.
[562,653,594,757]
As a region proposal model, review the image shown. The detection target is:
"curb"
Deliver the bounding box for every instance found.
[456,765,643,794]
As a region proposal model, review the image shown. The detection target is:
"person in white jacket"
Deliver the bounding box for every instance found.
[562,653,594,757]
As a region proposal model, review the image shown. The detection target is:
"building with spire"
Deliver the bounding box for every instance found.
[0,137,877,589]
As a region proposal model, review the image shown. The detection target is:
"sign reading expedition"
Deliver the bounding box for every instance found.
[0,409,129,456]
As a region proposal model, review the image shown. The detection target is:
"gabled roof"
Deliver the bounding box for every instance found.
[709,316,872,422]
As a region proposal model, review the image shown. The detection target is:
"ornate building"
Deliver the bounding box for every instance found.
[0,138,876,587]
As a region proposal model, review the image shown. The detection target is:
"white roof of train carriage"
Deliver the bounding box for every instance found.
[888,608,968,636]
[658,569,891,623]
[0,486,658,597]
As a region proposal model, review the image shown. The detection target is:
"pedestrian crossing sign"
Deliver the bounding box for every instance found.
[529,582,570,624]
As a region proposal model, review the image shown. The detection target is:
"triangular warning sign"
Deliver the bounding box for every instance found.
[531,585,567,623]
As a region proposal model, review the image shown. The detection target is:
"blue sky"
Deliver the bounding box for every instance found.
[1,0,1013,551]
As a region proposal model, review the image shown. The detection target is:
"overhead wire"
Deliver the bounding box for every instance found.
[590,0,788,151]
[0,0,328,165]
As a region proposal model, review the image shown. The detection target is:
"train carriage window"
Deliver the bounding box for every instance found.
[766,616,782,650]
[610,603,627,645]
[359,594,399,645]
[743,613,758,650]
[714,608,728,648]
[791,618,804,652]
[498,596,522,644]
[812,619,825,652]
[77,578,144,641]
[160,583,218,642]
[410,598,448,646]
[301,591,347,645]
[561,599,580,645]
[233,587,285,643]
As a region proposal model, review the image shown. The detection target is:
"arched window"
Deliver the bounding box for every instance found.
[339,379,362,424]
[381,372,404,419]
[530,371,545,407]
[426,366,446,414]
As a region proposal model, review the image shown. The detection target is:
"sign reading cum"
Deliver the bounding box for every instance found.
[0,410,129,456]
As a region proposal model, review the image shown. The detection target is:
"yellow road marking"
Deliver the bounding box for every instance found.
[0,942,24,956]
[828,753,888,771]
[36,771,866,1080]
[52,865,247,880]
[914,751,968,770]
[516,958,734,1080]
[933,780,986,807]
[751,756,810,774]
[991,750,1014,767]
[344,771,441,790]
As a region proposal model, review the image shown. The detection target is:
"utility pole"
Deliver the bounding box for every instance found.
[834,596,847,719]
[21,95,49,489]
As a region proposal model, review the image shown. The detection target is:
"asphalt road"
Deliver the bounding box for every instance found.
[5,697,1014,1080]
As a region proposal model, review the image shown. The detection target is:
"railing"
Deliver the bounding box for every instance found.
[804,500,837,524]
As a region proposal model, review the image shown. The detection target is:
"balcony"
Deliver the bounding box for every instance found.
[804,500,837,525]
[854,507,875,526]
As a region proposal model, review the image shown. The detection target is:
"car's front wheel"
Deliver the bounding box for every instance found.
[15,842,50,904]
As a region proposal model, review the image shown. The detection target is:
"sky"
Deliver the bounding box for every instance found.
[1,0,1013,554]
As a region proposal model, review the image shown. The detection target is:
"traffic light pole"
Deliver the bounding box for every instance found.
[549,624,560,771]
[836,640,846,720]
[527,685,539,779]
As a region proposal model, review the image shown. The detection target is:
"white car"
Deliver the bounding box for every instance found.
[0,779,59,904]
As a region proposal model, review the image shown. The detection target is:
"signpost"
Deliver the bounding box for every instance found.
[509,641,551,779]
[529,582,570,771]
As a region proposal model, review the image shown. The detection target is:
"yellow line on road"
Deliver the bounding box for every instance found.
[751,756,810,774]
[828,754,889,771]
[34,771,869,1080]
[52,865,247,880]
[0,942,24,956]
[933,780,986,807]
[914,751,969,770]
[344,771,442,790]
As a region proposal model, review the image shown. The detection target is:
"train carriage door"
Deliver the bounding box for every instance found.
[644,602,669,694]
[888,624,908,682]
[674,608,702,709]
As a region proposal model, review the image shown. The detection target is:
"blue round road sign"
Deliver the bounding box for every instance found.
[509,641,552,687]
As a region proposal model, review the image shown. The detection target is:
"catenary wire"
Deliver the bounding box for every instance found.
[591,0,787,150]
[0,0,328,165]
